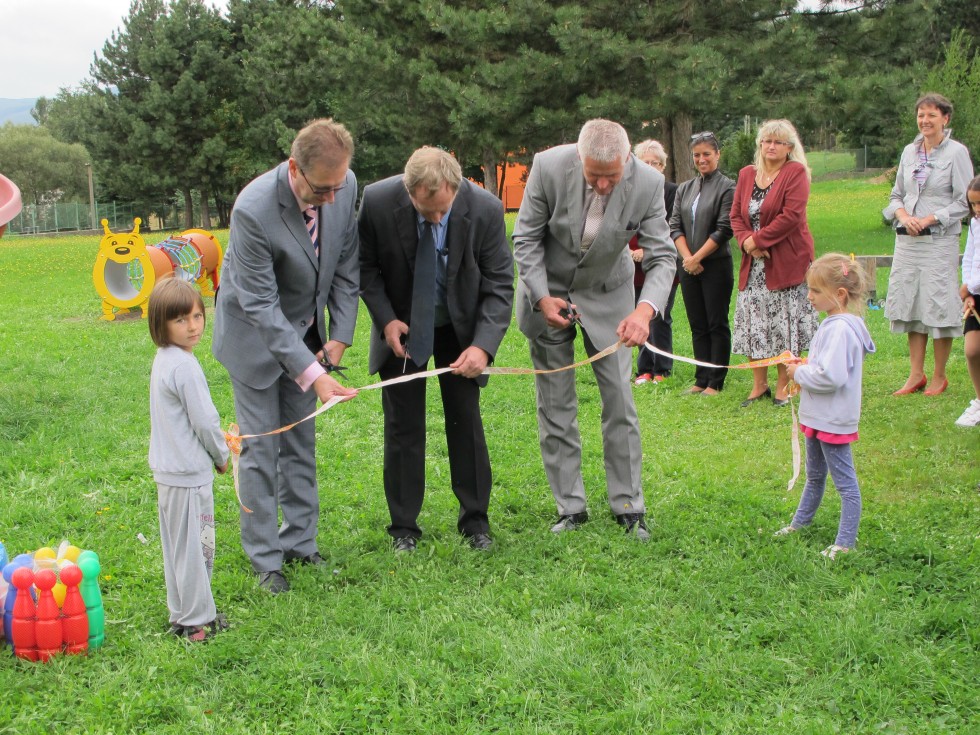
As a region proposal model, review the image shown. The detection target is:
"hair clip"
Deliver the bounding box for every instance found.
[841,263,849,276]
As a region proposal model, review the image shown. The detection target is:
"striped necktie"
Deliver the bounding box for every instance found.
[303,207,319,257]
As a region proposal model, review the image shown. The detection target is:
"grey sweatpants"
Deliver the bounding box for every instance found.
[158,482,216,627]
[792,436,862,549]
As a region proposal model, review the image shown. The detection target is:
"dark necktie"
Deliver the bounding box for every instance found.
[407,221,435,366]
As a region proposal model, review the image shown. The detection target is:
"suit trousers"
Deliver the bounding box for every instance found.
[379,325,492,539]
[679,258,734,390]
[528,322,645,517]
[231,373,319,572]
[637,278,678,377]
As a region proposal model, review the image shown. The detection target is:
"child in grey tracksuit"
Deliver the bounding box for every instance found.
[780,254,876,559]
[148,279,229,641]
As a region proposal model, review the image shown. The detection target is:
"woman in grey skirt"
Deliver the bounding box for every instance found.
[884,93,974,397]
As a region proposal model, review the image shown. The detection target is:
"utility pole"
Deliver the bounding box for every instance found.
[86,163,97,231]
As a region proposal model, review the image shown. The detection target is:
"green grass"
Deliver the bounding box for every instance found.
[1,178,977,734]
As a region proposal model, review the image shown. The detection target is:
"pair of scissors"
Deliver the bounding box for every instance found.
[318,353,349,381]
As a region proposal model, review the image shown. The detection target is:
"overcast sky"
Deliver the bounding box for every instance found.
[0,0,226,99]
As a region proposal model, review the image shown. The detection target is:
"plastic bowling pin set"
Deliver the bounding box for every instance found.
[0,540,105,661]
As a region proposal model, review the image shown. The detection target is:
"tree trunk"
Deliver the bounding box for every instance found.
[182,187,194,230]
[482,149,501,200]
[200,189,212,230]
[666,113,695,185]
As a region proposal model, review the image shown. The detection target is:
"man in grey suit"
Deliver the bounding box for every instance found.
[513,119,677,541]
[359,147,513,552]
[213,119,359,593]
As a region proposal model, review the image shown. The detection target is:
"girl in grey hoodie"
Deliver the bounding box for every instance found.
[777,254,876,559]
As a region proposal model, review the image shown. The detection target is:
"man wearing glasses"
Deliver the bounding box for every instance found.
[213,118,359,594]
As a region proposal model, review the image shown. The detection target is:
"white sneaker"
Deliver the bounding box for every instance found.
[954,399,980,427]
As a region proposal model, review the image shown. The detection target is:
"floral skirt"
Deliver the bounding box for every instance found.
[732,258,818,358]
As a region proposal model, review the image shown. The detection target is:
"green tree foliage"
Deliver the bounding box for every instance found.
[82,0,241,227]
[0,124,91,205]
[924,30,980,169]
[35,0,971,216]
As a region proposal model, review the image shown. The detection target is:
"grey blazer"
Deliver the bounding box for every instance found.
[669,169,735,262]
[513,144,676,346]
[358,176,514,386]
[212,162,360,390]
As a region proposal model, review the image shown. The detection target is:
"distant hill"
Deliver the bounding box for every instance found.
[0,99,38,125]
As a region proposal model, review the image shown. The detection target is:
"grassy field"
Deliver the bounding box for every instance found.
[0,178,976,734]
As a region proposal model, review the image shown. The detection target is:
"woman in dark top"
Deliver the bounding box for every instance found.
[631,139,678,385]
[669,132,735,395]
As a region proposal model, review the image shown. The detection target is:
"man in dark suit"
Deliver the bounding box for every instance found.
[213,119,359,594]
[359,147,514,552]
[513,119,676,541]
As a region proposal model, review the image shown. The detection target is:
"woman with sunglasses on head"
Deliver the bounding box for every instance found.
[669,132,735,395]
[730,119,819,407]
[883,93,974,397]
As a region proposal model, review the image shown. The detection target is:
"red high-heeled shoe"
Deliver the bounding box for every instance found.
[893,377,927,396]
[924,378,949,396]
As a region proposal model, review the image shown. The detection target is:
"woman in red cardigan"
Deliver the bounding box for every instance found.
[730,119,818,407]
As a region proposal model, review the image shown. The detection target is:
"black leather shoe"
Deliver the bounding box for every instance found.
[616,513,651,542]
[287,552,325,566]
[740,387,772,407]
[772,396,790,407]
[551,512,589,533]
[468,533,493,551]
[257,570,290,595]
[393,536,417,553]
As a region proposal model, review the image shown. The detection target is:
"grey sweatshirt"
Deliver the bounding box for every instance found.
[794,314,876,435]
[149,346,229,487]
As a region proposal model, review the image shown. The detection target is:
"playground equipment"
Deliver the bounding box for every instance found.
[0,173,23,238]
[92,219,223,319]
[154,229,222,297]
[92,218,173,320]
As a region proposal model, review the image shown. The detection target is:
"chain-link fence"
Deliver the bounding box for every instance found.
[808,148,869,179]
[5,201,194,235]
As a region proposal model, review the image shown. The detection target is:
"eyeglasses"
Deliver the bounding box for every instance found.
[760,139,790,147]
[690,131,717,143]
[299,167,346,196]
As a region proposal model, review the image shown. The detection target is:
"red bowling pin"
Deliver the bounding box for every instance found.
[33,568,63,661]
[10,566,37,661]
[59,564,88,654]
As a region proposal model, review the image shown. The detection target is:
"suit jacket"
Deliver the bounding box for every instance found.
[730,161,814,291]
[512,144,676,346]
[212,162,360,389]
[358,177,514,387]
[669,169,735,263]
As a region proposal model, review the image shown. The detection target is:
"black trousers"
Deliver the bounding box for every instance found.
[637,277,678,377]
[679,257,734,390]
[379,325,492,539]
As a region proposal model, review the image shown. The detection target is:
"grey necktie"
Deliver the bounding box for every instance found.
[581,193,606,252]
[407,222,435,366]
